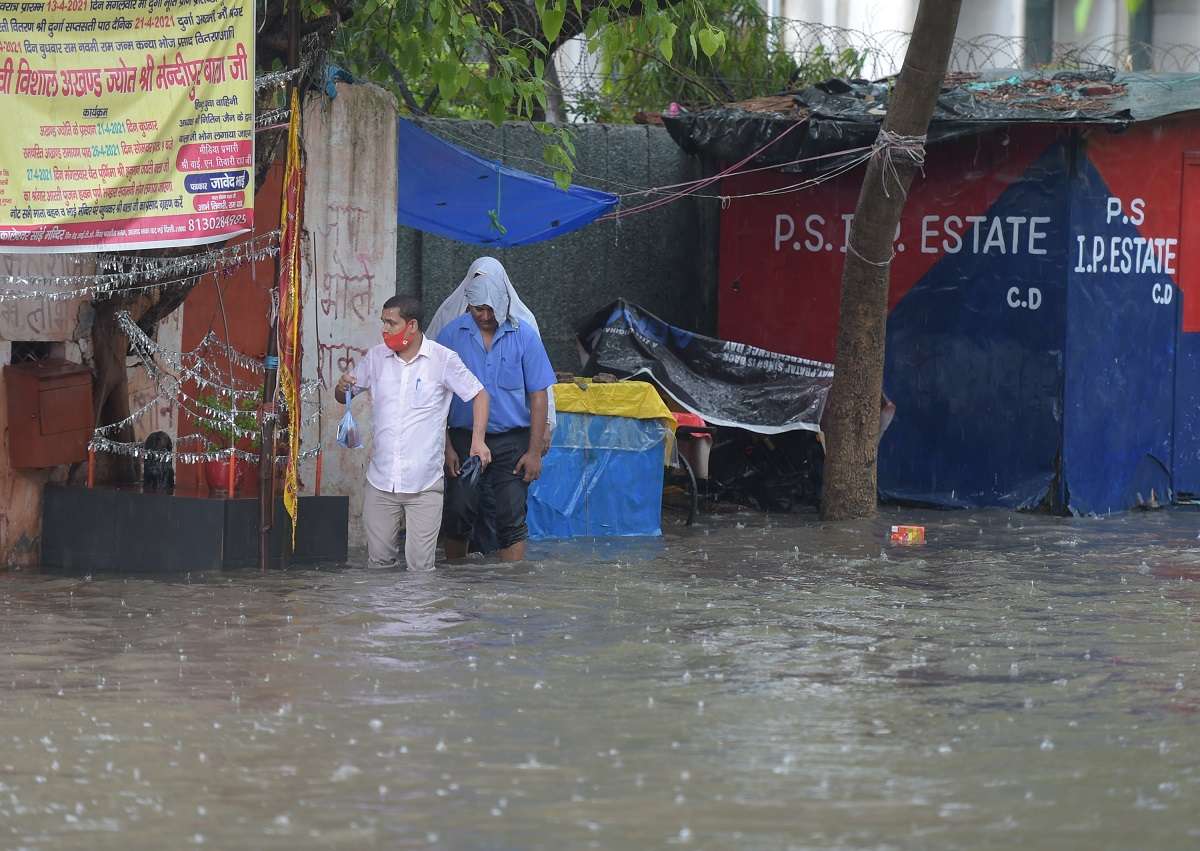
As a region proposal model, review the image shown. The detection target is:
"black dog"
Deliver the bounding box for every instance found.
[143,431,175,492]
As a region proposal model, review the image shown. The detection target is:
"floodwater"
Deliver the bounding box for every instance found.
[2,508,1198,850]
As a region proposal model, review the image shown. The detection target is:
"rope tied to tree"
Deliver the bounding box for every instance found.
[872,129,927,199]
[846,239,895,269]
[844,129,929,269]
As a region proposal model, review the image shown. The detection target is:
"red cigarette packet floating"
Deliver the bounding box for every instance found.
[890,525,925,545]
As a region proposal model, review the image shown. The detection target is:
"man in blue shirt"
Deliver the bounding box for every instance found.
[437,270,556,562]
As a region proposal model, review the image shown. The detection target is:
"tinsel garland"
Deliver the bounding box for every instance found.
[92,331,323,463]
[94,231,280,279]
[0,232,281,303]
[93,390,322,447]
[255,68,300,91]
[118,311,265,399]
[118,310,320,409]
[255,108,291,129]
[90,432,322,465]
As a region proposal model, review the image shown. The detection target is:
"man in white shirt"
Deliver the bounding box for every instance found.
[335,295,491,571]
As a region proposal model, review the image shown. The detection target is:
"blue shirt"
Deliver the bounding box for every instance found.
[437,315,556,433]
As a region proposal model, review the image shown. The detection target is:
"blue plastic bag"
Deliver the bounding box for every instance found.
[458,454,483,488]
[336,389,363,449]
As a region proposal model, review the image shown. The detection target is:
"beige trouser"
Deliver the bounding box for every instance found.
[362,481,444,571]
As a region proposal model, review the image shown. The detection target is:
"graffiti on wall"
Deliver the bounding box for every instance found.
[0,254,90,342]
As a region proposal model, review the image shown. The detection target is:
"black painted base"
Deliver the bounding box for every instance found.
[41,484,349,572]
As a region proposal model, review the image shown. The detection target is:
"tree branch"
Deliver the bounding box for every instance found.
[422,86,441,114]
[468,0,687,55]
[626,46,725,104]
[375,49,426,114]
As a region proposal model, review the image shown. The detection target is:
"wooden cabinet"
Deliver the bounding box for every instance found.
[5,359,94,468]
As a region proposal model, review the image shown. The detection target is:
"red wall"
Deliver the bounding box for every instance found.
[717,126,1063,363]
[1083,116,1195,328]
[175,164,282,495]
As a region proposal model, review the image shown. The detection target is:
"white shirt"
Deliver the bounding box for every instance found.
[352,337,483,494]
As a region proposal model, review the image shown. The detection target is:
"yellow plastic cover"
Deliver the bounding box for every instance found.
[553,380,677,459]
[554,380,675,428]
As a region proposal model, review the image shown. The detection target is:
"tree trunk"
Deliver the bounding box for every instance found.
[819,0,961,521]
[90,300,136,485]
[88,279,200,486]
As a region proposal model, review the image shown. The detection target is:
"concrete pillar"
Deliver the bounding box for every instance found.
[301,82,400,548]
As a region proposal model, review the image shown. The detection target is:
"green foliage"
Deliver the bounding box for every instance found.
[325,0,861,180]
[573,0,865,123]
[328,0,749,184]
[196,393,261,452]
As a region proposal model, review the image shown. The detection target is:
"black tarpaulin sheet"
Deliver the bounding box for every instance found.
[576,300,834,434]
[663,71,1200,168]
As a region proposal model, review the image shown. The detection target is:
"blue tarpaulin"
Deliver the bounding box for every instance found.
[529,412,667,540]
[396,119,618,247]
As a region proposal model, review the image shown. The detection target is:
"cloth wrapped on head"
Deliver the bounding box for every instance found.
[426,256,541,337]
[464,271,513,326]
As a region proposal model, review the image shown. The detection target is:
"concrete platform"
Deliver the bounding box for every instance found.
[41,484,348,572]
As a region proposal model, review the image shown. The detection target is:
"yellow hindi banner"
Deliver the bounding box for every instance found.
[0,0,255,252]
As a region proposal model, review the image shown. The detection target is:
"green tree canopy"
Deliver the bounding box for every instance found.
[325,0,727,186]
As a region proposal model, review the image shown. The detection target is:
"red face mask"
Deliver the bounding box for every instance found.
[383,326,411,352]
